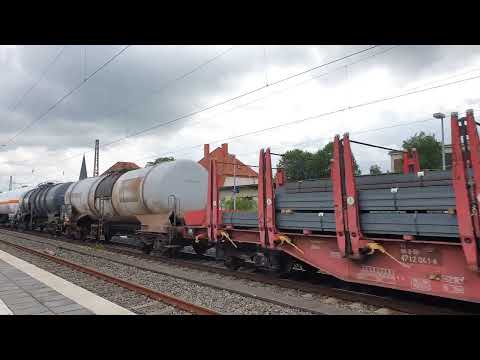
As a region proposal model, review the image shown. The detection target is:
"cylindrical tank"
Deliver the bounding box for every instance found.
[111,159,207,217]
[34,185,51,215]
[65,177,100,218]
[45,182,73,214]
[93,172,123,217]
[0,186,35,216]
[64,173,120,220]
[19,189,34,213]
[18,182,71,218]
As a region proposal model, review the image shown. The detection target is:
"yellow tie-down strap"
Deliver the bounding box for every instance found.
[277,234,304,255]
[219,230,237,248]
[365,242,410,268]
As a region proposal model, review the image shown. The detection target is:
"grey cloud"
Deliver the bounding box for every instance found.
[0,45,338,151]
[1,44,479,175]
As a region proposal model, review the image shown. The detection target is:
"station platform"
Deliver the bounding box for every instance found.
[0,249,134,315]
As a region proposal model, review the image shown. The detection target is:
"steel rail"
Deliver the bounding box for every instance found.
[0,237,218,315]
[0,229,332,314]
[1,227,476,315]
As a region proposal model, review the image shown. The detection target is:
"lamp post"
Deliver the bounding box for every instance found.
[433,112,446,170]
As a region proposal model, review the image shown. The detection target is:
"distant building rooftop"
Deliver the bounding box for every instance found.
[198,143,258,188]
[101,162,140,175]
[198,143,258,178]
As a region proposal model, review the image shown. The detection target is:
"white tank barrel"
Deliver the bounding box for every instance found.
[111,159,207,217]
[0,187,35,216]
[65,177,100,218]
[65,173,126,219]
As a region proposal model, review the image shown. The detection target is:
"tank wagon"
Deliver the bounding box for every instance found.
[0,186,35,224]
[14,182,73,234]
[63,170,140,241]
[62,159,208,255]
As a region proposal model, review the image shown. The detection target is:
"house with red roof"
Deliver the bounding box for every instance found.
[198,143,258,207]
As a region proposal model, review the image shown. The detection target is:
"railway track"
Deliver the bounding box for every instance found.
[0,235,218,315]
[0,227,476,315]
[0,229,330,315]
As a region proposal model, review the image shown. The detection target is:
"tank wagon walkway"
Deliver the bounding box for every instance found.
[0,249,133,315]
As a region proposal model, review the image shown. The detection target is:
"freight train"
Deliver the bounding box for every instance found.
[1,109,480,304]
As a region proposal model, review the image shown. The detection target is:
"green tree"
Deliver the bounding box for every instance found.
[278,142,360,181]
[145,156,175,167]
[222,197,257,211]
[402,132,442,170]
[369,164,382,175]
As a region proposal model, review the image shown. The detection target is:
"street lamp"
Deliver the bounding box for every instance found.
[433,112,446,170]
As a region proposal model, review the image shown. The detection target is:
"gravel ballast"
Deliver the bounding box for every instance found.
[0,230,387,315]
[0,241,188,315]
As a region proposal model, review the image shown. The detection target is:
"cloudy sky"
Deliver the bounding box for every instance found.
[1,45,480,191]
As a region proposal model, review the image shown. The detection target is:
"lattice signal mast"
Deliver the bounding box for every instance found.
[94,139,99,177]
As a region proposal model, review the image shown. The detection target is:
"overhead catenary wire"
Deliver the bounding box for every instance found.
[53,45,380,164]
[4,45,131,146]
[103,46,379,143]
[165,45,400,137]
[17,108,477,184]
[32,104,480,185]
[58,45,478,169]
[104,46,235,121]
[132,75,480,165]
[6,45,68,114]
[244,108,480,160]
[233,118,440,160]
[44,45,394,167]
[5,46,480,179]
[130,116,437,165]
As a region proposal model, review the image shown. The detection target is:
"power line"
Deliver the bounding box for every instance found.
[406,65,480,92]
[4,45,131,146]
[242,106,480,159]
[6,46,478,172]
[57,45,379,163]
[173,45,400,132]
[132,72,480,164]
[223,116,456,161]
[74,43,480,165]
[6,45,68,113]
[131,117,439,165]
[54,46,237,163]
[102,46,235,122]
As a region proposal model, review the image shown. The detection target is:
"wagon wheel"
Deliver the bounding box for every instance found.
[274,256,294,278]
[103,231,112,243]
[74,229,88,242]
[192,241,209,255]
[141,242,153,254]
[162,247,181,258]
[224,256,241,271]
[65,228,75,240]
[48,226,56,236]
[302,263,319,277]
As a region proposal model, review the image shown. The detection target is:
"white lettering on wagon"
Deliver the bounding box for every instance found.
[411,278,432,292]
[356,265,396,285]
[441,275,465,294]
[399,244,441,266]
